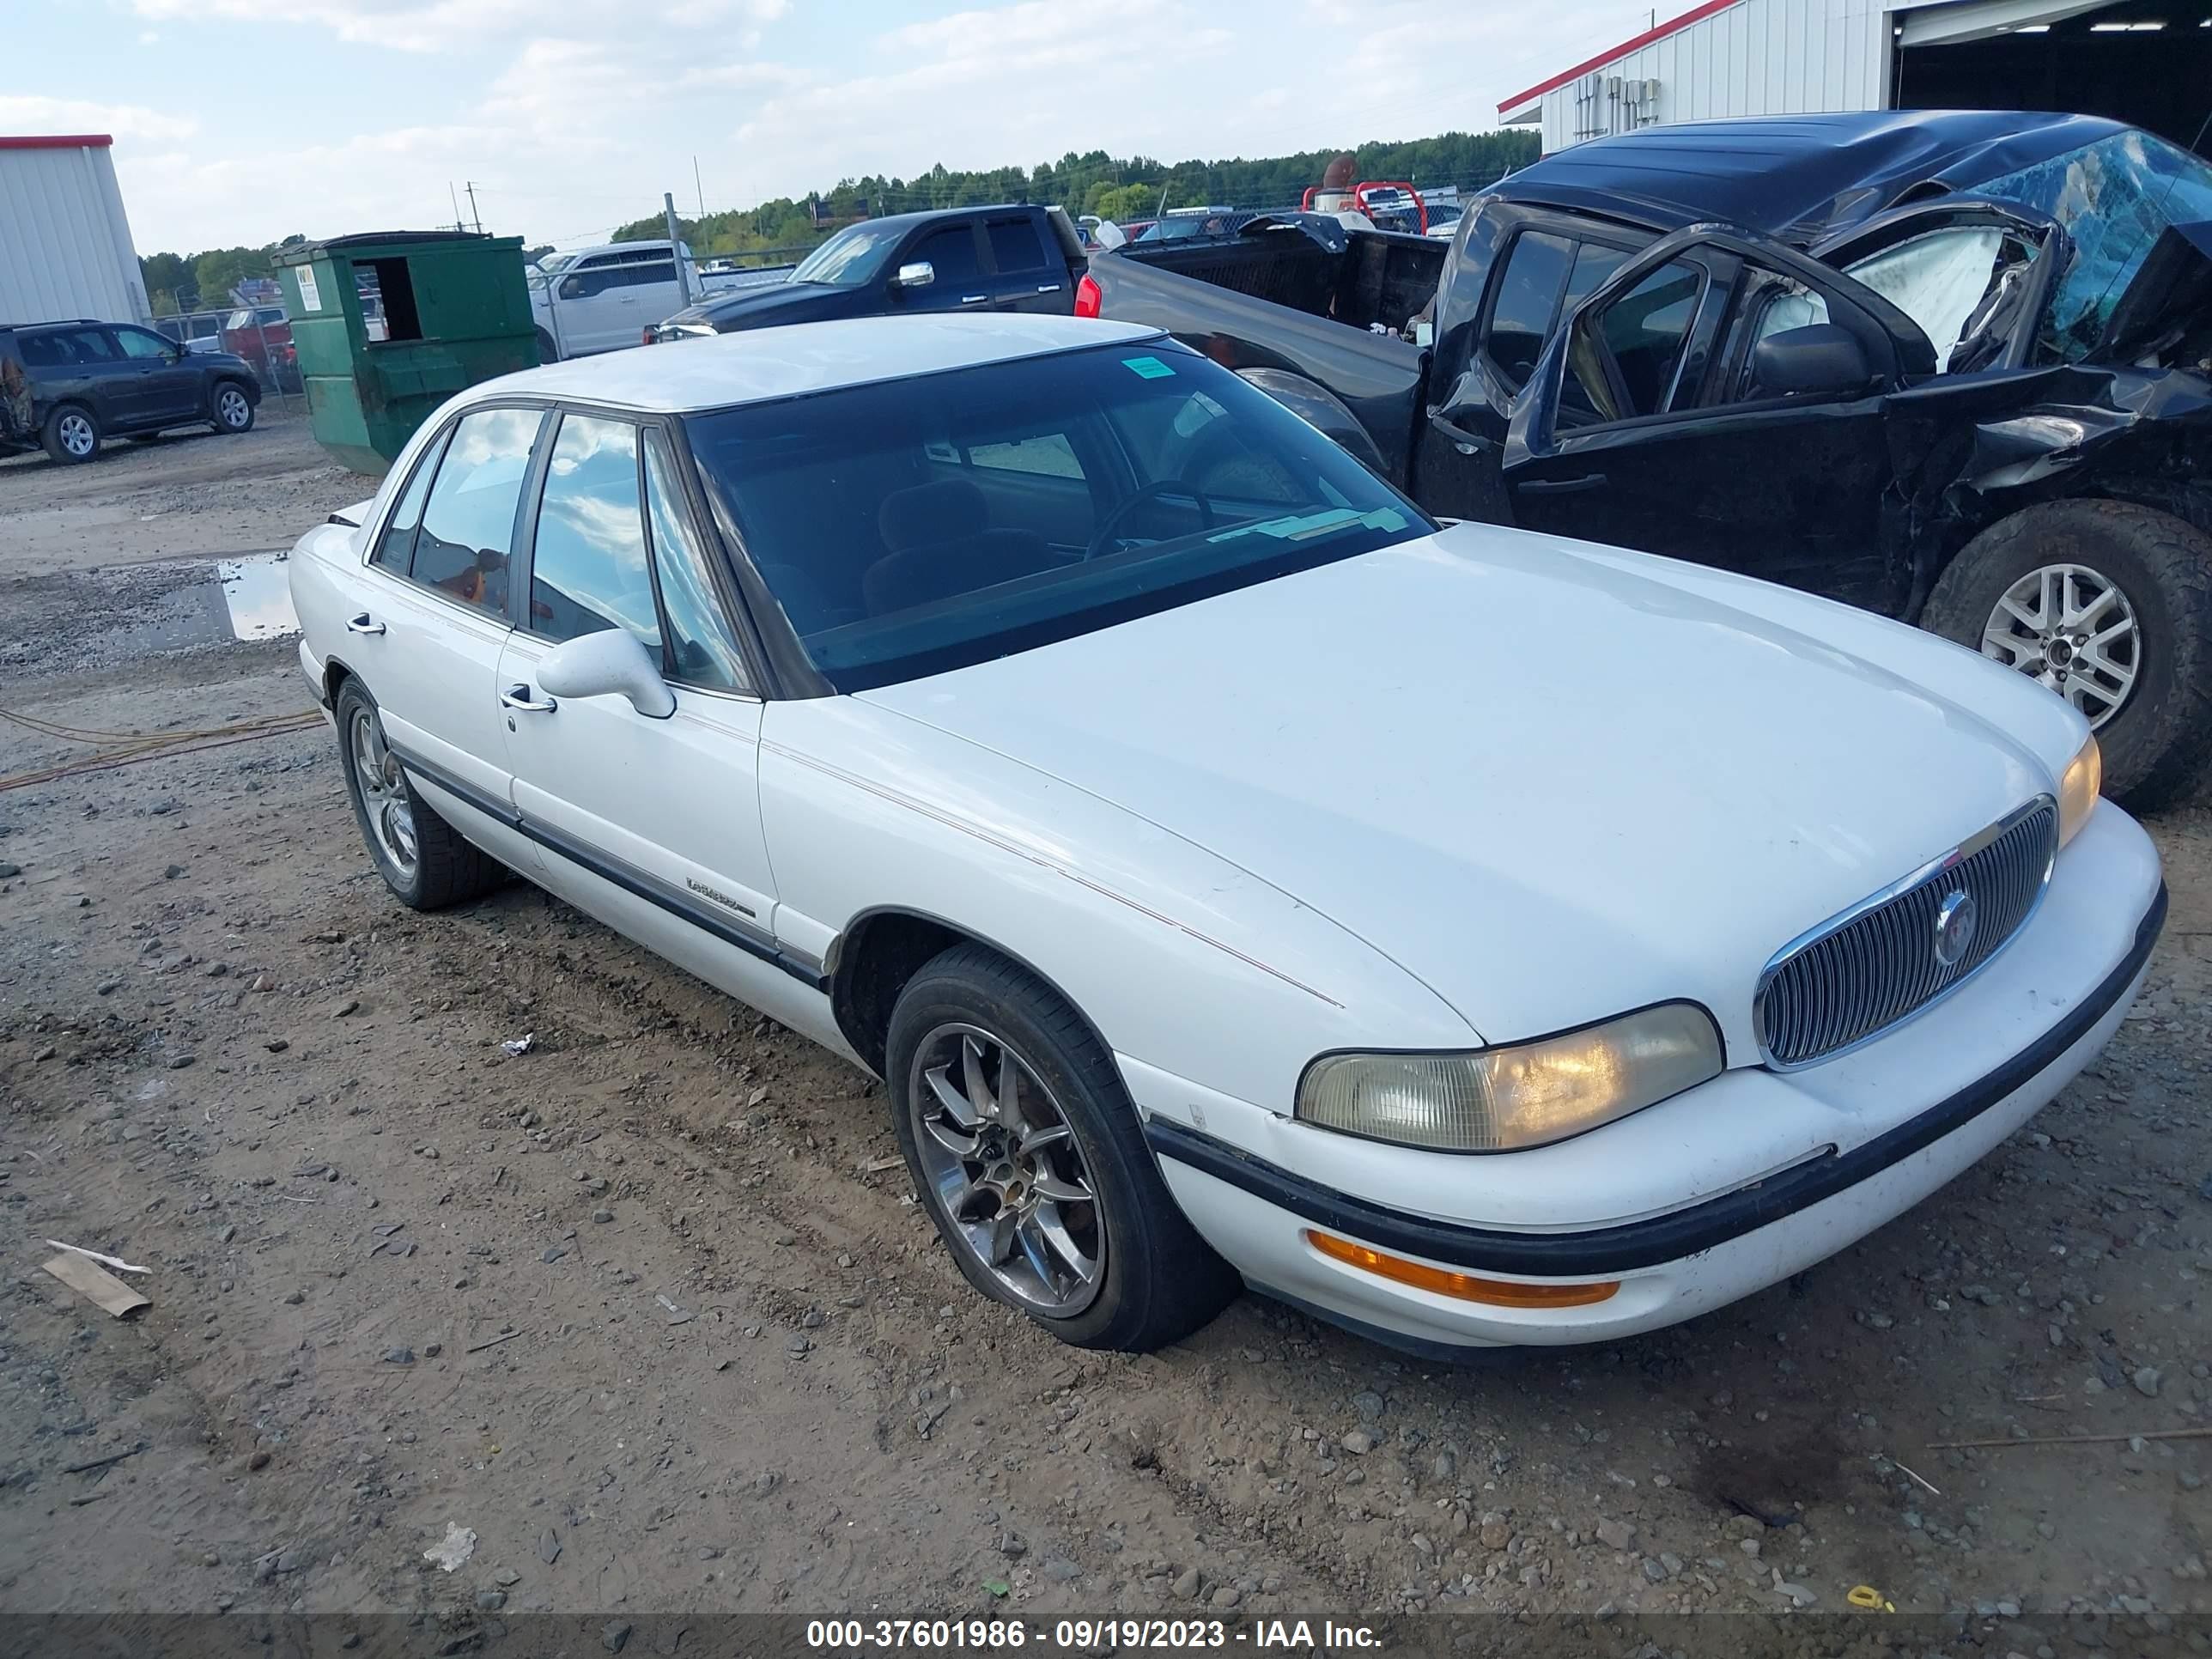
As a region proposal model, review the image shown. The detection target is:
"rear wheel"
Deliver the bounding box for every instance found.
[534,326,559,365]
[334,679,501,909]
[41,404,99,465]
[1922,500,2212,809]
[210,381,255,435]
[886,944,1238,1351]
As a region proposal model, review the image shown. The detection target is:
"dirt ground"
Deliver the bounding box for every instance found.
[2,418,2209,1648]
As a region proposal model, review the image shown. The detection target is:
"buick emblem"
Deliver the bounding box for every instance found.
[1933,888,1978,969]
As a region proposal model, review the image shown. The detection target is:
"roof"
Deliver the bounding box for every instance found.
[458,313,1165,415]
[0,134,114,150]
[1498,0,1741,115]
[277,230,515,263]
[1489,109,2130,241]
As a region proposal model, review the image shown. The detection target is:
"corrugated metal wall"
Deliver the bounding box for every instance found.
[0,143,150,325]
[1534,0,1895,152]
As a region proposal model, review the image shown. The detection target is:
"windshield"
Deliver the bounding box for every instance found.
[790,221,906,288]
[1973,129,2212,360]
[685,343,1428,690]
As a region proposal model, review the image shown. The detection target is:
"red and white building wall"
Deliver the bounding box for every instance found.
[0,135,150,326]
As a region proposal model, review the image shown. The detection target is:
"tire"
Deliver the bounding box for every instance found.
[333,678,501,909]
[886,944,1238,1352]
[40,404,100,465]
[534,326,560,365]
[210,380,255,435]
[1921,500,2212,811]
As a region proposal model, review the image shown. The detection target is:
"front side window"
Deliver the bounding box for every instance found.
[113,326,173,360]
[644,428,748,690]
[791,221,905,288]
[910,227,981,283]
[413,407,541,614]
[528,414,661,650]
[1561,260,1703,425]
[685,343,1427,690]
[372,428,450,571]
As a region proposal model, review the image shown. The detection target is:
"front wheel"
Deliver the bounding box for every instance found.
[210,381,255,435]
[886,945,1238,1351]
[1922,500,2212,809]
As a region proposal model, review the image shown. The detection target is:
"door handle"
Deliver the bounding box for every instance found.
[1514,473,1608,496]
[501,684,557,713]
[960,295,989,305]
[1035,283,1062,294]
[346,612,386,635]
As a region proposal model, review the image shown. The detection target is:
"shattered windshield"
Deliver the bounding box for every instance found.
[1974,130,2212,361]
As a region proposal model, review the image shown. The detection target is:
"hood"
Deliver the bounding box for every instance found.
[2092,220,2212,367]
[680,282,858,332]
[858,525,2066,1060]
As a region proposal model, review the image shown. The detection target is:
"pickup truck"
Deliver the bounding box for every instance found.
[529,240,790,361]
[646,205,1085,343]
[1082,109,2212,809]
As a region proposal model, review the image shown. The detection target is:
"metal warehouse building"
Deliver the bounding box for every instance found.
[0,134,149,325]
[1499,0,2211,155]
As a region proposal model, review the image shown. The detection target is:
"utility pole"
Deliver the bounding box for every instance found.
[664,192,694,306]
[465,181,483,234]
[448,181,464,232]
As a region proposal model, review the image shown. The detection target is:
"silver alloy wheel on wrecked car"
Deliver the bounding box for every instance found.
[57,411,95,458]
[1978,562,2141,730]
[217,386,251,429]
[349,705,419,880]
[907,1022,1105,1317]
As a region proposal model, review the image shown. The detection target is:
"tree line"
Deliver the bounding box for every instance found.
[611,130,1539,259]
[137,128,1540,306]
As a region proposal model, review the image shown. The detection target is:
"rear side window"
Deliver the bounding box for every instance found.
[15,333,66,368]
[372,428,451,571]
[528,414,661,649]
[1485,231,1573,387]
[987,220,1047,273]
[911,226,981,283]
[617,260,678,289]
[412,407,542,614]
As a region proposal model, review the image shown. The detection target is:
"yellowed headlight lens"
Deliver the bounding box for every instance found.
[2057,734,2101,848]
[1296,1003,1723,1153]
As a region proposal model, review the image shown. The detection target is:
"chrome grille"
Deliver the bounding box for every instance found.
[1756,798,2057,1068]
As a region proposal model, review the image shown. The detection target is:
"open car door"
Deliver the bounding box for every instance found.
[1498,204,2061,617]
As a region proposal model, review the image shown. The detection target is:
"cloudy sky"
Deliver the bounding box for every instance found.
[8,0,1648,254]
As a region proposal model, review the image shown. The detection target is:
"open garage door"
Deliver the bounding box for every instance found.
[1894,0,2212,155]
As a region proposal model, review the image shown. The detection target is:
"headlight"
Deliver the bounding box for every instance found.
[2057,734,2100,848]
[1296,1002,1723,1153]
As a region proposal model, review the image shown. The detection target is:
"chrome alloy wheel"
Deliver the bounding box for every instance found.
[907,1023,1104,1317]
[216,386,251,429]
[349,706,419,879]
[57,411,95,458]
[1979,562,2140,729]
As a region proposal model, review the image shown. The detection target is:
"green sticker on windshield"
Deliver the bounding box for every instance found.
[1121,356,1176,380]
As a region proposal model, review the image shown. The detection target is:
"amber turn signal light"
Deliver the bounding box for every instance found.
[1304,1230,1620,1308]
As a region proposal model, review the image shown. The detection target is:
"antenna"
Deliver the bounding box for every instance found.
[448,181,464,232]
[694,155,706,221]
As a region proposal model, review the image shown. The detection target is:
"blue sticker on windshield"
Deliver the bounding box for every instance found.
[1121,356,1176,379]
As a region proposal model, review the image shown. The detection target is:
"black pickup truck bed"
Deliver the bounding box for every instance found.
[1085,219,1443,488]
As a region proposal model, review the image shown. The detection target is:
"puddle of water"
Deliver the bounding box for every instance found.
[216,552,300,641]
[83,550,300,659]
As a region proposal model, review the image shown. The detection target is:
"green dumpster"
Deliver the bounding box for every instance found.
[274,231,538,475]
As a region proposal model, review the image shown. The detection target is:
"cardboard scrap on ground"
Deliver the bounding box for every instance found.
[43,1253,150,1317]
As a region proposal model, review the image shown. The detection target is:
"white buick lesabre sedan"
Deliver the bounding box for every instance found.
[289,313,2166,1356]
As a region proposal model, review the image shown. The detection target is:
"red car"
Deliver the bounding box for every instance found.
[221,305,297,392]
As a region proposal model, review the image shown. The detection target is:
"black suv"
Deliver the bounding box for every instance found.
[0,319,261,465]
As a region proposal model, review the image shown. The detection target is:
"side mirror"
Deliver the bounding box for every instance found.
[536,628,675,719]
[1750,323,1875,398]
[894,260,934,289]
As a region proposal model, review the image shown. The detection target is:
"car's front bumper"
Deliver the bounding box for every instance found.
[1129,805,2165,1351]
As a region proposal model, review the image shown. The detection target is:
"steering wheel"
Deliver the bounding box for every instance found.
[1085,480,1217,561]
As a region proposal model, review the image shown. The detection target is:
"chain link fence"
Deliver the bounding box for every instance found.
[152,302,301,405]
